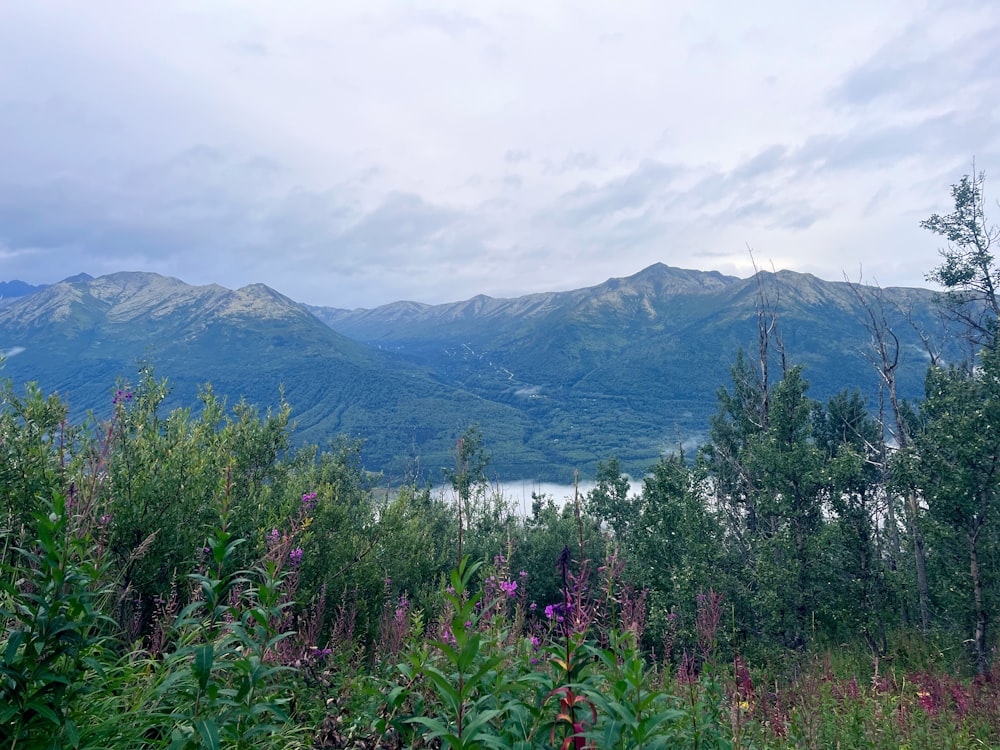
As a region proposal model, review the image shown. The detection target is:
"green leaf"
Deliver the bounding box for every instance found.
[25,699,61,727]
[192,643,215,690]
[194,717,222,750]
[421,664,461,715]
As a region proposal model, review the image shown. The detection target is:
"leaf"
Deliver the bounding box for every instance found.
[194,717,221,750]
[24,700,61,727]
[192,643,215,689]
[460,708,503,739]
[421,664,461,715]
[4,629,25,663]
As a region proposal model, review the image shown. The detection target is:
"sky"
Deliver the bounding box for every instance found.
[2,1,999,309]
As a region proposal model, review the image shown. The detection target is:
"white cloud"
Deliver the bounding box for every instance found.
[0,0,998,306]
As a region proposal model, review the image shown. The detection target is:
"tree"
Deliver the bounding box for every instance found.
[0,381,71,539]
[846,277,930,632]
[632,453,724,651]
[813,390,897,647]
[922,169,1000,350]
[443,425,492,565]
[586,456,634,544]
[748,367,825,648]
[706,359,827,649]
[905,345,1000,673]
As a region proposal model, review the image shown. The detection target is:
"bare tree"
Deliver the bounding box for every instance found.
[846,274,930,633]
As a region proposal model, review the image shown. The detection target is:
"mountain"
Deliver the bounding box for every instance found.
[1,266,957,482]
[0,272,550,479]
[310,263,955,474]
[0,279,49,306]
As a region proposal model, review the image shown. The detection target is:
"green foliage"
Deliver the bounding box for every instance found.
[900,345,1000,672]
[145,528,300,749]
[922,169,1000,346]
[405,557,507,749]
[514,493,604,615]
[0,492,114,748]
[0,381,71,534]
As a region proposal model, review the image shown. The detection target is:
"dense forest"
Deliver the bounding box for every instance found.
[3,174,1000,747]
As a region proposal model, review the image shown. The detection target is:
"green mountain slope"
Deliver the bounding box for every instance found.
[2,266,957,482]
[311,264,955,475]
[0,272,549,479]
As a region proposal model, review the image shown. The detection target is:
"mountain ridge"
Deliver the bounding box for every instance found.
[0,264,957,481]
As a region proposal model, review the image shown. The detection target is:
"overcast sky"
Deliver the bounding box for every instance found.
[2,1,999,308]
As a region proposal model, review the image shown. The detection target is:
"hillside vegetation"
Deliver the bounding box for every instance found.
[2,173,1000,747]
[0,264,962,483]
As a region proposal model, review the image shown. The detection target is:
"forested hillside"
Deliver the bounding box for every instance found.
[0,264,963,482]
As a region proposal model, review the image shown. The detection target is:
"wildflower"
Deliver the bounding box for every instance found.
[530,636,540,651]
[301,491,318,511]
[99,514,112,525]
[394,595,410,620]
[499,580,518,597]
[289,548,304,567]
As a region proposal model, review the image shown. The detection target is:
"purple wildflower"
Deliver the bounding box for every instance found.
[545,603,565,622]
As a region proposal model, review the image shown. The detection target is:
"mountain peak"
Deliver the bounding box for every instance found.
[0,280,47,300]
[618,263,738,291]
[0,271,309,328]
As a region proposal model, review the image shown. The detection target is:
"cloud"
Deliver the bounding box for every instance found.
[831,10,1000,112]
[0,143,496,305]
[554,160,686,226]
[2,1,1000,306]
[730,145,789,181]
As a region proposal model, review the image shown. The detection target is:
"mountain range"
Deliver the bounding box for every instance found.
[0,265,956,482]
